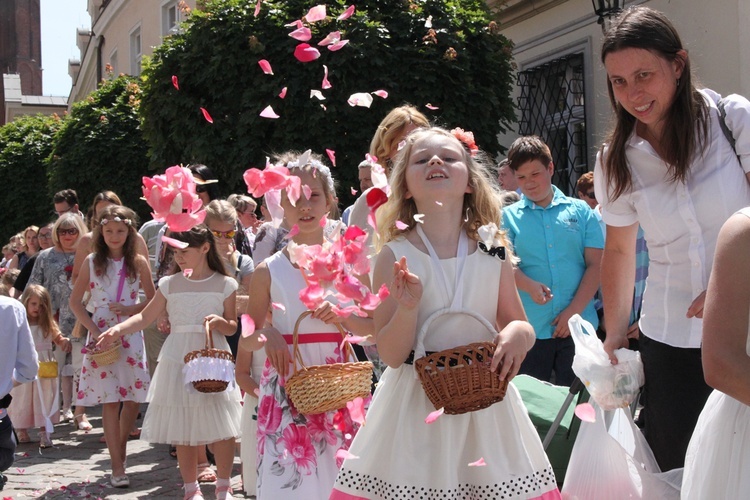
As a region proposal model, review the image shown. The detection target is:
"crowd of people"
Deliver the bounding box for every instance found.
[3,5,750,499]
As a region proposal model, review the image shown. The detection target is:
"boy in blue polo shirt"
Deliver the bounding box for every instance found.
[502,136,603,386]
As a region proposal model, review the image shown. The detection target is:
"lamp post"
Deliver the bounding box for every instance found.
[592,0,623,33]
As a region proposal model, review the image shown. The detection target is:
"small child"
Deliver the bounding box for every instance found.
[9,285,70,447]
[70,205,155,488]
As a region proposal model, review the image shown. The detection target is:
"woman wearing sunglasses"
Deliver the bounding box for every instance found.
[28,213,89,429]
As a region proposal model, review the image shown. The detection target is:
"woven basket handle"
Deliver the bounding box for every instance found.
[290,311,350,375]
[413,307,498,360]
[204,322,214,350]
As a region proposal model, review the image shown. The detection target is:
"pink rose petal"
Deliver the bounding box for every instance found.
[468,457,486,467]
[271,302,286,311]
[414,213,425,224]
[285,19,304,29]
[310,89,325,101]
[171,75,179,90]
[425,407,444,424]
[319,214,327,227]
[326,149,336,167]
[328,39,349,51]
[258,333,267,343]
[289,27,312,42]
[240,314,255,338]
[395,220,409,230]
[435,200,443,206]
[575,402,596,423]
[258,59,273,75]
[294,43,321,63]
[303,184,313,200]
[161,235,189,249]
[253,387,260,396]
[346,397,366,425]
[305,5,326,22]
[286,224,300,239]
[254,0,261,17]
[279,86,287,99]
[335,448,359,460]
[318,31,342,46]
[372,90,388,99]
[425,103,439,110]
[260,105,280,119]
[322,65,332,89]
[338,5,355,20]
[347,92,373,108]
[182,268,193,278]
[350,187,358,195]
[200,107,213,123]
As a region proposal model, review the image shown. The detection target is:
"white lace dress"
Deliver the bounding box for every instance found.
[140,272,242,446]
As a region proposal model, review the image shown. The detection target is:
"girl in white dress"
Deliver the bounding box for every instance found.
[331,127,561,499]
[97,224,242,500]
[9,285,70,447]
[70,205,155,488]
[239,151,373,499]
[682,207,750,498]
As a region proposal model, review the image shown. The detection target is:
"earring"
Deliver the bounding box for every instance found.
[676,78,681,87]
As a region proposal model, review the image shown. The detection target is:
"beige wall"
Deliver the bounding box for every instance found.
[496,0,748,165]
[69,0,197,107]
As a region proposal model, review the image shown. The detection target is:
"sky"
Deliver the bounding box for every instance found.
[40,0,90,97]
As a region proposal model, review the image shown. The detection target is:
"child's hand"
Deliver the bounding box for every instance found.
[262,328,292,377]
[57,337,72,353]
[490,323,530,382]
[157,313,171,334]
[203,314,226,332]
[108,302,136,317]
[391,257,422,310]
[311,301,343,324]
[97,327,120,350]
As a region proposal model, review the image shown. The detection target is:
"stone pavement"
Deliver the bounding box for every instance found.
[2,405,247,499]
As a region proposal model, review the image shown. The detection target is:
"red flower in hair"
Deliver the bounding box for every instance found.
[450,128,479,156]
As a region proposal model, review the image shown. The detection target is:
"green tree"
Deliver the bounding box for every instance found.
[47,75,152,224]
[140,0,515,204]
[0,113,62,240]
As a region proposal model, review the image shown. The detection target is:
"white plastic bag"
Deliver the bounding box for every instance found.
[562,403,682,499]
[569,314,644,410]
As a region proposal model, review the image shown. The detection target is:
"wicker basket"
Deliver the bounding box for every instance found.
[183,324,235,393]
[414,309,509,415]
[88,339,122,366]
[285,311,373,415]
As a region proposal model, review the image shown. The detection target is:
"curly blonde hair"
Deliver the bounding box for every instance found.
[375,127,514,257]
[369,105,430,170]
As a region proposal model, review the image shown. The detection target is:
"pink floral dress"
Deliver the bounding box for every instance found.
[77,256,150,405]
[255,251,362,499]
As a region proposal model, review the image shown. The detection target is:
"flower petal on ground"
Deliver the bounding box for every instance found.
[294,43,321,63]
[258,59,273,75]
[575,402,596,423]
[260,105,280,119]
[425,407,444,424]
[200,107,213,123]
[338,5,355,20]
[305,5,326,22]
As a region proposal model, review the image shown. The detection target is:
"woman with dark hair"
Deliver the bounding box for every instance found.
[594,6,750,470]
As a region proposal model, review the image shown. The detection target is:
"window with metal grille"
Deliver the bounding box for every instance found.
[517,53,587,196]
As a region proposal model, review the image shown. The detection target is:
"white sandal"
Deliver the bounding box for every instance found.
[74,413,93,431]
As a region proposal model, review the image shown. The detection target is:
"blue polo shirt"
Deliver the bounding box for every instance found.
[502,186,604,340]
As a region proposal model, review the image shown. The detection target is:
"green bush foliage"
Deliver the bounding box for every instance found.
[0,113,62,240]
[140,0,515,205]
[47,75,152,225]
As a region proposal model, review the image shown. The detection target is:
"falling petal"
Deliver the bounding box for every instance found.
[258,59,273,75]
[302,184,312,200]
[171,75,179,90]
[260,105,280,119]
[305,5,326,22]
[322,65,332,89]
[425,407,444,424]
[182,268,193,278]
[310,89,326,101]
[285,19,304,29]
[350,187,358,195]
[254,0,261,17]
[414,213,425,224]
[294,43,321,63]
[320,104,327,111]
[200,107,214,123]
[395,220,409,230]
[346,397,366,425]
[346,335,371,344]
[372,90,388,99]
[286,224,300,239]
[279,86,287,98]
[397,140,406,151]
[468,457,486,467]
[347,92,374,108]
[240,314,255,338]
[338,5,355,20]
[289,27,312,41]
[258,333,267,343]
[318,31,342,46]
[271,302,286,311]
[425,15,433,28]
[425,103,439,110]
[335,448,359,460]
[319,214,327,227]
[328,39,349,51]
[253,387,260,396]
[435,201,443,206]
[326,149,336,167]
[162,235,189,249]
[575,402,596,423]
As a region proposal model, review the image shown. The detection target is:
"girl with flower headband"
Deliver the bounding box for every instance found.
[96,221,242,500]
[239,150,372,499]
[70,205,155,488]
[332,127,560,499]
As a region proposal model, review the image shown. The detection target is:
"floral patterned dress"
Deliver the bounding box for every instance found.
[256,251,361,499]
[77,257,150,405]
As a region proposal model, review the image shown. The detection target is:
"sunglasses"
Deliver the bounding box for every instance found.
[57,228,79,236]
[211,229,236,239]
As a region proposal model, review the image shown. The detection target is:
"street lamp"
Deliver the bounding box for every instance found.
[592,0,623,32]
